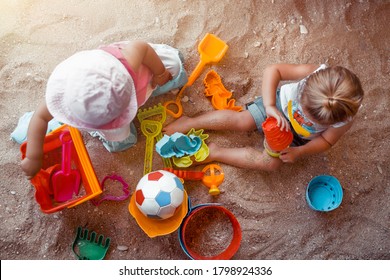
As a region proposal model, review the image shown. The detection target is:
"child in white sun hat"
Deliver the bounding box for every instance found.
[21,41,187,179]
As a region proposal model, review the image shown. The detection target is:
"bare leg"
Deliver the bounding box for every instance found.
[207,143,283,171]
[163,109,256,135]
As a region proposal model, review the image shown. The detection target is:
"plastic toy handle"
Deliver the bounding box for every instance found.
[141,120,162,175]
[187,60,206,86]
[164,60,205,117]
[164,85,188,118]
[164,98,183,119]
[59,132,73,175]
[163,167,204,181]
[288,100,310,137]
[208,185,221,196]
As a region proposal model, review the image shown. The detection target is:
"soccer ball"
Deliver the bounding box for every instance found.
[135,170,184,219]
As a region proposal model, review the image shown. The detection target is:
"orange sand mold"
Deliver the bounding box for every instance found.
[203,70,242,112]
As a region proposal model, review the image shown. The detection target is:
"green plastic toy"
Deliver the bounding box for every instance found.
[72,227,111,260]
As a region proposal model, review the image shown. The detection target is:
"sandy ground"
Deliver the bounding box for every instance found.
[1,0,389,260]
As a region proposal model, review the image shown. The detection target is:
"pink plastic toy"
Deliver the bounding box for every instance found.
[90,174,130,206]
[52,131,81,202]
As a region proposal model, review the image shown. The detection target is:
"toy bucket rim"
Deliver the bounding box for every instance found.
[306,175,343,212]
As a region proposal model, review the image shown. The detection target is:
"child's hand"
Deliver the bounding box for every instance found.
[151,69,172,88]
[21,157,42,180]
[265,105,290,131]
[279,147,301,163]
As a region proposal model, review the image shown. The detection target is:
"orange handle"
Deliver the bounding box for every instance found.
[163,59,206,118]
[187,60,206,86]
[164,85,188,118]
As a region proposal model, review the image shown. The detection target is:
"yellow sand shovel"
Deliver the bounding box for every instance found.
[164,33,229,118]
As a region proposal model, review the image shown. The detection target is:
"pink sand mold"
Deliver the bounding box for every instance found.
[156,133,202,158]
[90,174,130,206]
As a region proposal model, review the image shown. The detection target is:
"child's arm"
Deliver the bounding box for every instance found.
[279,121,354,163]
[121,41,172,87]
[262,63,319,131]
[21,101,53,179]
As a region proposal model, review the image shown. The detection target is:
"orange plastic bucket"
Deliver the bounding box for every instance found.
[20,125,101,214]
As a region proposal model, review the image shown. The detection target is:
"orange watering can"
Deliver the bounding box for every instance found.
[201,164,224,195]
[164,33,229,118]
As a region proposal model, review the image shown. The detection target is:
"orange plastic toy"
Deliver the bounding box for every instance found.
[164,33,229,118]
[201,164,224,195]
[203,70,242,111]
[20,125,102,214]
[262,117,293,157]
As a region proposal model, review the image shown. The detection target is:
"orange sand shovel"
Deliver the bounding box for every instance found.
[164,33,229,118]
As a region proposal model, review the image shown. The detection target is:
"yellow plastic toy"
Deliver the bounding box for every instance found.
[137,103,171,174]
[140,120,162,175]
[287,100,311,138]
[164,33,229,118]
[171,128,209,168]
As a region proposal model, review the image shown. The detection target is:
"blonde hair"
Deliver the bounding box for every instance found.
[300,66,364,125]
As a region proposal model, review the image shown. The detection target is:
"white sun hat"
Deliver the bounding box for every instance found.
[46,49,137,141]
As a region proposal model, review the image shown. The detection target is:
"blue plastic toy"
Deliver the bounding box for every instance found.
[306,175,343,212]
[156,132,202,158]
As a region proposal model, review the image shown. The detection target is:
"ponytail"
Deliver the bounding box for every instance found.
[301,66,364,125]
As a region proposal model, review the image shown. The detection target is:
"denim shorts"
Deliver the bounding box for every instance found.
[246,91,308,147]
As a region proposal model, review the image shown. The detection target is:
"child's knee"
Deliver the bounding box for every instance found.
[235,111,257,131]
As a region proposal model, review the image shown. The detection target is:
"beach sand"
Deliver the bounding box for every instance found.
[1,0,389,260]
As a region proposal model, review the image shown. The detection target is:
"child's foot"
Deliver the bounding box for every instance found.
[163,116,192,135]
[201,142,218,163]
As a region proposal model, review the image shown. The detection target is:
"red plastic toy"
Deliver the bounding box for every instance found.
[20,125,102,214]
[163,167,204,181]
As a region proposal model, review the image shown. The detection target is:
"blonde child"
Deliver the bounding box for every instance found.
[164,64,364,171]
[21,41,187,179]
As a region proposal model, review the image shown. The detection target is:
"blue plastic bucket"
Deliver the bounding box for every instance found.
[306,175,343,212]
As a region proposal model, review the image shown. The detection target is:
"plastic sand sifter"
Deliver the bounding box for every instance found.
[306,175,343,212]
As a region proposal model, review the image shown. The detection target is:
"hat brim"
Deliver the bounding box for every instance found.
[46,50,138,130]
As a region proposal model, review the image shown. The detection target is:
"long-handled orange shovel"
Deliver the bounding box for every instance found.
[164,33,228,118]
